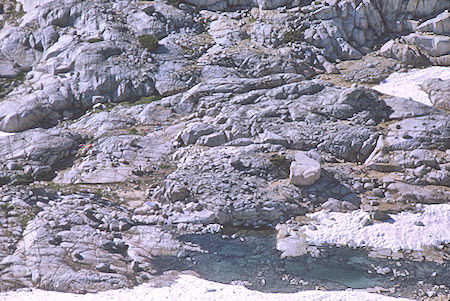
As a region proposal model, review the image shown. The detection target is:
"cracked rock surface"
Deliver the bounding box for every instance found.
[0,0,449,299]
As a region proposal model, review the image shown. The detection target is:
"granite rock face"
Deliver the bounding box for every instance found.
[0,128,82,184]
[0,192,182,292]
[1,0,448,132]
[0,0,449,296]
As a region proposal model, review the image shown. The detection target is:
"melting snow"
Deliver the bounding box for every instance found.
[0,274,412,301]
[0,131,15,137]
[302,204,450,251]
[372,66,450,106]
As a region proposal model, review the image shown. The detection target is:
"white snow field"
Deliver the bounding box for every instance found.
[372,66,450,105]
[0,274,412,301]
[301,204,450,252]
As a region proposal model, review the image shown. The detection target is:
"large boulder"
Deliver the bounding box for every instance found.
[379,39,430,67]
[403,33,450,57]
[179,122,216,145]
[289,151,321,186]
[416,10,450,35]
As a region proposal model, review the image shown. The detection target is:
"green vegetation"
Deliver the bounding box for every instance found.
[138,34,159,52]
[282,30,303,43]
[123,95,162,108]
[0,175,11,186]
[19,211,35,229]
[248,16,257,23]
[1,0,25,26]
[88,37,104,43]
[91,102,116,114]
[168,0,181,7]
[13,173,33,185]
[6,72,26,83]
[269,154,288,166]
[0,202,11,211]
[134,95,162,105]
[128,127,138,135]
[160,163,171,169]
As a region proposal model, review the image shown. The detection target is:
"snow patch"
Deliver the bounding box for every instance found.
[0,131,15,137]
[302,204,450,251]
[0,274,411,301]
[372,66,450,106]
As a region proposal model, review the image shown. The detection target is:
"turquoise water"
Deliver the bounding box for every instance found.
[153,229,448,295]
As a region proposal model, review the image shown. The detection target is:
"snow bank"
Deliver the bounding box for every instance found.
[302,204,450,251]
[0,274,411,301]
[372,66,450,106]
[0,131,15,137]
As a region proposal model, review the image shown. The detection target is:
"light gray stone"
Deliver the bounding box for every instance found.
[289,151,321,186]
[180,122,215,145]
[416,10,450,35]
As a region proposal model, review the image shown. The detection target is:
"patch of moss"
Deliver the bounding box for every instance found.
[135,95,162,105]
[0,202,11,211]
[168,0,181,7]
[13,173,33,185]
[270,154,288,166]
[160,163,171,169]
[88,37,104,43]
[282,30,303,43]
[128,127,138,135]
[138,34,159,52]
[248,16,257,23]
[124,95,162,107]
[7,72,26,82]
[0,175,11,186]
[19,211,35,229]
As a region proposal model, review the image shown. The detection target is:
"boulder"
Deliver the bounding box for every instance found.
[403,33,450,57]
[180,122,215,145]
[379,39,430,66]
[321,198,342,212]
[289,151,321,186]
[416,10,450,35]
[196,131,228,147]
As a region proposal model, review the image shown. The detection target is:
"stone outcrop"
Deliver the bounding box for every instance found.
[0,0,449,297]
[1,0,448,132]
[0,192,182,292]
